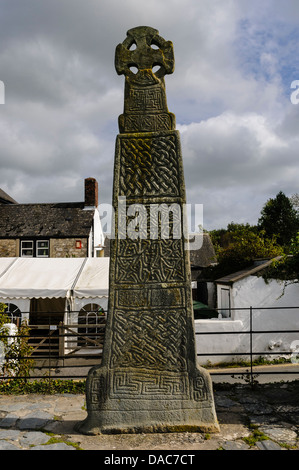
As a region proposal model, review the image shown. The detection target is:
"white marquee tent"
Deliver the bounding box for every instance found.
[0,257,110,322]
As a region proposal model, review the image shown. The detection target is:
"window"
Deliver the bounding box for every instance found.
[3,303,21,326]
[20,240,49,257]
[78,303,106,348]
[21,240,33,257]
[36,240,49,257]
[220,288,231,318]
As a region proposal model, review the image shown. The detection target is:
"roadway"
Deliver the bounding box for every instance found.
[209,362,299,384]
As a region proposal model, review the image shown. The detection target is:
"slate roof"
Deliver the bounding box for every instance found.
[189,233,217,267]
[0,202,95,238]
[215,256,283,285]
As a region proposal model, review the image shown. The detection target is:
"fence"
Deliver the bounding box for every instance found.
[0,310,106,382]
[196,306,299,385]
[0,307,299,386]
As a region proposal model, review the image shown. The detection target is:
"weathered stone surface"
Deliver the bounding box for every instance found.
[259,425,298,445]
[243,402,273,415]
[215,395,237,408]
[17,411,52,430]
[221,440,250,450]
[0,413,19,429]
[19,431,50,447]
[0,440,21,450]
[0,429,20,440]
[77,26,219,435]
[255,440,284,450]
[115,26,175,134]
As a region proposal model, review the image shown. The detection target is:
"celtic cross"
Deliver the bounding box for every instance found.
[115,26,176,133]
[77,26,219,436]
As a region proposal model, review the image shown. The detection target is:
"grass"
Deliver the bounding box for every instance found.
[242,426,269,447]
[203,356,291,370]
[0,378,86,395]
[45,435,82,450]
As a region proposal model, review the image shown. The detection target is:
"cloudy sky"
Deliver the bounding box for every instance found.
[1,0,299,230]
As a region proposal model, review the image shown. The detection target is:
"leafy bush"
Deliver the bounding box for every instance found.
[0,378,86,395]
[261,233,299,286]
[0,303,34,380]
[207,226,283,279]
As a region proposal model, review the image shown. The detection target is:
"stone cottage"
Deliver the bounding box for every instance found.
[0,177,104,258]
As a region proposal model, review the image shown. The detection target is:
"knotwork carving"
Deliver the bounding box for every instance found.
[110,308,187,371]
[115,238,185,284]
[119,134,179,198]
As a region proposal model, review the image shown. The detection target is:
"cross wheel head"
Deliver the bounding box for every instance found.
[115,26,175,84]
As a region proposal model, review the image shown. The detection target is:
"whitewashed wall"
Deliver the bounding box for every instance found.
[93,208,105,256]
[195,276,299,365]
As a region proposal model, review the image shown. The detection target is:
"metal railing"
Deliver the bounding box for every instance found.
[196,306,299,385]
[0,310,106,382]
[0,307,299,385]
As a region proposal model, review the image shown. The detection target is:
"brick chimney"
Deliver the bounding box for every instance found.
[84,177,98,207]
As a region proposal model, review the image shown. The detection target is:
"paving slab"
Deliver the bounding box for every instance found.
[221,440,251,450]
[17,411,53,430]
[255,440,285,450]
[19,431,50,447]
[0,440,21,450]
[0,382,298,451]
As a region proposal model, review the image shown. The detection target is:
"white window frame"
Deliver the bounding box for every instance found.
[20,240,34,257]
[20,239,49,257]
[36,240,49,258]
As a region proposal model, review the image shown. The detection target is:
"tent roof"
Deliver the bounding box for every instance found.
[0,257,109,299]
[72,258,109,298]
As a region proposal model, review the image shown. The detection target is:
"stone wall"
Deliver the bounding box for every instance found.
[0,238,88,258]
[50,238,88,257]
[0,239,18,257]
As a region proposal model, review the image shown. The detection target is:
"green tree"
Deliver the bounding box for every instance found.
[207,225,283,279]
[263,232,299,286]
[258,191,299,247]
[210,222,258,254]
[218,228,283,270]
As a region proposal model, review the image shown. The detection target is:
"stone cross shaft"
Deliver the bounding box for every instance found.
[77,26,219,435]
